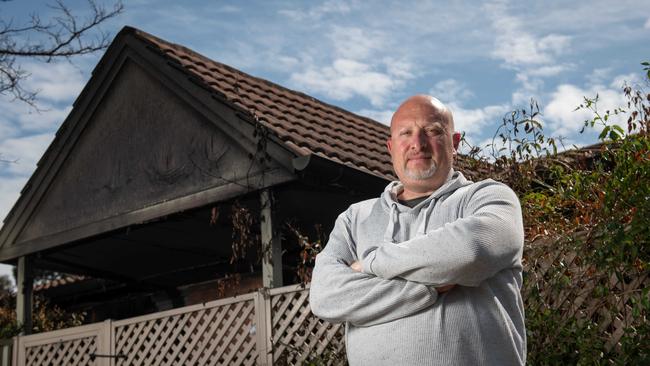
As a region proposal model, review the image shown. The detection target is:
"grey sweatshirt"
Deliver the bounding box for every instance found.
[309,171,526,365]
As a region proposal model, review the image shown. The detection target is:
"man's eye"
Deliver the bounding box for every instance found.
[400,131,411,136]
[426,129,441,136]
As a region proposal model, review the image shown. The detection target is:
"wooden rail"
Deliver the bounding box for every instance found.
[10,284,343,366]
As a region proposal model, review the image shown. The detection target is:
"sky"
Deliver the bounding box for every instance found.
[0,0,649,281]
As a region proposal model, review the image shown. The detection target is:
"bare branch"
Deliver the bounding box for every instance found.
[0,0,123,105]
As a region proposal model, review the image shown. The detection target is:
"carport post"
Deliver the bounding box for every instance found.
[260,189,283,288]
[16,256,33,335]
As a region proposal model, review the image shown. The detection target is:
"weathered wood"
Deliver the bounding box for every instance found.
[14,321,111,366]
[269,285,345,365]
[523,240,650,360]
[0,339,12,366]
[16,256,33,335]
[260,189,283,288]
[11,284,346,366]
[254,288,272,366]
[12,256,649,366]
[0,31,301,262]
[17,60,273,243]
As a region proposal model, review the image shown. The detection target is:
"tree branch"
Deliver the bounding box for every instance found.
[0,0,123,105]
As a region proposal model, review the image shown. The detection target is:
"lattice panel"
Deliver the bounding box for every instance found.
[25,335,97,366]
[523,239,650,355]
[114,299,257,366]
[270,289,346,366]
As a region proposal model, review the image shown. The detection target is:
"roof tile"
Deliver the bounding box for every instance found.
[133,29,476,180]
[133,30,396,179]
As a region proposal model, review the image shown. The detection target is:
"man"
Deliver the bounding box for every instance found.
[309,95,526,365]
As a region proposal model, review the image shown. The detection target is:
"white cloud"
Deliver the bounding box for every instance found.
[526,64,573,77]
[0,95,70,133]
[356,109,394,125]
[429,79,474,104]
[449,102,511,139]
[484,0,573,108]
[587,67,613,85]
[511,73,545,105]
[486,0,572,68]
[21,62,86,103]
[329,26,384,60]
[285,22,414,106]
[0,176,28,226]
[644,17,650,29]
[544,84,596,137]
[16,105,72,132]
[537,34,571,57]
[610,73,640,89]
[383,58,414,80]
[0,133,54,176]
[149,5,212,28]
[544,78,628,138]
[290,58,411,107]
[279,0,352,21]
[275,55,300,70]
[0,120,17,141]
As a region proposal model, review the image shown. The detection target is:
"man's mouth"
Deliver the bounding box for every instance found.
[407,155,432,162]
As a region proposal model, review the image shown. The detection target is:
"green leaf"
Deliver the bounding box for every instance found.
[599,126,610,140]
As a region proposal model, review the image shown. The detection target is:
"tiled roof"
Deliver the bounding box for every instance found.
[132,29,398,179]
[130,29,477,181]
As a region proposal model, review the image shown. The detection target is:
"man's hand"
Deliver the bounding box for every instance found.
[351,260,455,291]
[350,261,363,272]
[436,284,456,293]
[350,260,455,293]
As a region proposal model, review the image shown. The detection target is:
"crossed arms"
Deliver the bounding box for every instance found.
[309,182,524,327]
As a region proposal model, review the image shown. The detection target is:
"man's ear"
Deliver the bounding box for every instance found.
[452,132,461,150]
[386,138,393,154]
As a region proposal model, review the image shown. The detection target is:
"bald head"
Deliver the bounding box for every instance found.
[390,95,454,134]
[386,95,461,199]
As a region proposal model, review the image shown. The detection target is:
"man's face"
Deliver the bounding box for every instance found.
[387,97,459,195]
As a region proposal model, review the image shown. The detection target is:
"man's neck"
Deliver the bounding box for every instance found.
[398,195,429,208]
[397,169,454,200]
[398,189,432,201]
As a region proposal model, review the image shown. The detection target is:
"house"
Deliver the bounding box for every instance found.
[0,25,477,331]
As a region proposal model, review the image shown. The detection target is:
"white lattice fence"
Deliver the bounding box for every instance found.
[523,241,650,354]
[13,321,111,366]
[11,284,345,366]
[113,292,259,366]
[268,285,345,366]
[25,336,96,366]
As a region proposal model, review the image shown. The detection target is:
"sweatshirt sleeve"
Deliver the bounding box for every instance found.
[361,182,524,287]
[309,209,439,327]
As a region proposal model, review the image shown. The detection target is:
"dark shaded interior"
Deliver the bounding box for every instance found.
[30,179,383,321]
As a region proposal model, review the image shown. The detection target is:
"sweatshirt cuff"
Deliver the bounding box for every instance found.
[428,286,439,301]
[361,248,378,276]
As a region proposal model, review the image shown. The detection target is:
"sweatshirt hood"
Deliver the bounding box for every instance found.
[380,170,472,243]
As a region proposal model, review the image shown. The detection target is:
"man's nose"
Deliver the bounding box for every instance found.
[409,131,427,150]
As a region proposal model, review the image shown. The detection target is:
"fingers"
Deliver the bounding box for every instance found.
[436,284,456,293]
[350,261,363,272]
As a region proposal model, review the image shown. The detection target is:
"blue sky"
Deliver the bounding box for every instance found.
[1,0,649,280]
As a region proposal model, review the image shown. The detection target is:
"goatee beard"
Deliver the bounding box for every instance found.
[404,162,437,180]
